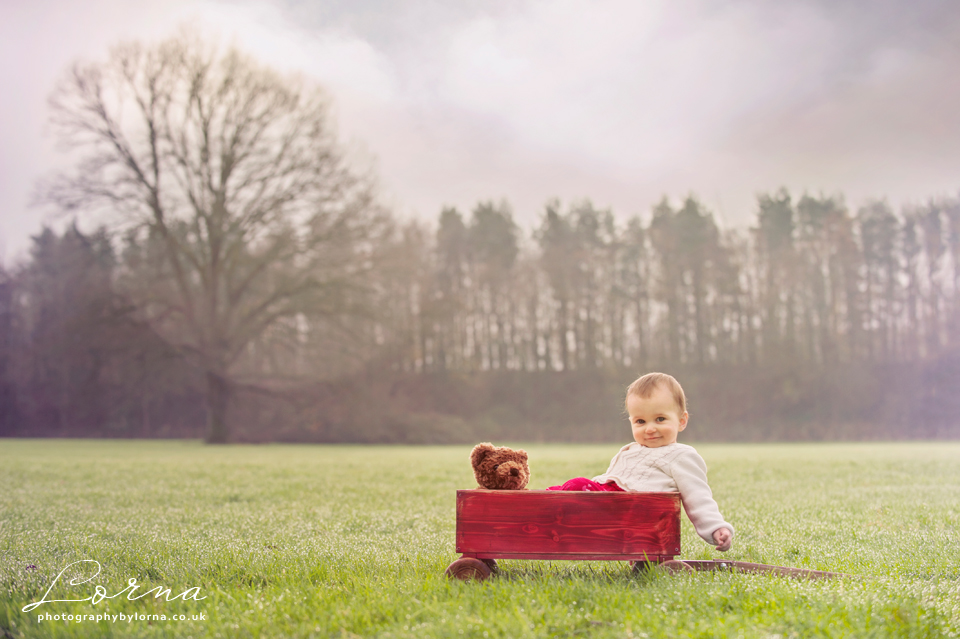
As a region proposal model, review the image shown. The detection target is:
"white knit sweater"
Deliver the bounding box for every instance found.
[592,442,734,545]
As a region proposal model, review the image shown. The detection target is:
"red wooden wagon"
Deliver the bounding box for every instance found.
[445,489,841,580]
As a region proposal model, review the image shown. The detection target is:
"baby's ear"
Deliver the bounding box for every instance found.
[471,442,495,466]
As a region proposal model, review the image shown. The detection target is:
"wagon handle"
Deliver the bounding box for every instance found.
[660,560,853,579]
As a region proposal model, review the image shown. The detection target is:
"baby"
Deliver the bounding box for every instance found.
[547,372,733,551]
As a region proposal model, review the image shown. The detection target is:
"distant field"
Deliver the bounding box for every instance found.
[1,439,958,638]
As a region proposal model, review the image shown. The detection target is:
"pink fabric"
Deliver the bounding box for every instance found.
[546,477,625,492]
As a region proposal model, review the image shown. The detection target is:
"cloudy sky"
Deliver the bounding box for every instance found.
[2,0,959,264]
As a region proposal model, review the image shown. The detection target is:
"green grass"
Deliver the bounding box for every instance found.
[1,440,958,638]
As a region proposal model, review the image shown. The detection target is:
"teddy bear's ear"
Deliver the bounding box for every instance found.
[516,448,528,461]
[470,442,495,466]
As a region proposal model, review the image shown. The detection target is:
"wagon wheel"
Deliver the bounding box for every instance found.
[480,558,498,574]
[445,557,493,581]
[658,560,694,576]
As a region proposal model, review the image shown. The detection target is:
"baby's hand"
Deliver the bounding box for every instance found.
[713,528,732,552]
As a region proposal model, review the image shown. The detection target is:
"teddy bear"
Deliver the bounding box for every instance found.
[470,442,530,490]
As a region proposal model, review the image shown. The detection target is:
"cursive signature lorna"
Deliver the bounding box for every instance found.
[22,560,206,613]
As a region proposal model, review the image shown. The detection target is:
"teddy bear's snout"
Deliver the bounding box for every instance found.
[498,462,521,476]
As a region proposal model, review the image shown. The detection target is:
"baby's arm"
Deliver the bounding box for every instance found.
[712,527,732,552]
[671,449,735,549]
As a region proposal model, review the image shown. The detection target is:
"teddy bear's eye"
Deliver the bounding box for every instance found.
[493,464,500,470]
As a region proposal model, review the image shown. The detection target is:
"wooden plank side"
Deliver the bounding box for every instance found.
[464,552,671,561]
[456,490,681,557]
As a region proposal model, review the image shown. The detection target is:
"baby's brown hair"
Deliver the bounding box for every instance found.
[625,372,687,415]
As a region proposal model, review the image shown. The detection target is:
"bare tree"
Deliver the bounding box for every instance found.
[42,33,389,442]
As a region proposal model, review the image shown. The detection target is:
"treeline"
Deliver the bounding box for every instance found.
[382,192,960,373]
[2,189,960,442]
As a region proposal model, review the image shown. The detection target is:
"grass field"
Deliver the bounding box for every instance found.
[0,439,958,638]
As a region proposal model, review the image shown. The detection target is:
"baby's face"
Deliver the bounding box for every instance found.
[627,385,688,448]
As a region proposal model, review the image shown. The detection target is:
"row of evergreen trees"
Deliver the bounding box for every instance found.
[380,190,960,374]
[1,187,959,440]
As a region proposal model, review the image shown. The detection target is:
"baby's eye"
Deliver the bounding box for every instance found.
[635,419,645,425]
[656,416,666,422]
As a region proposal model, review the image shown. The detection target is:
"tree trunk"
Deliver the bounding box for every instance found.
[205,371,231,444]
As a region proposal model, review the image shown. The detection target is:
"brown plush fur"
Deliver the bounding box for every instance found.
[470,442,530,490]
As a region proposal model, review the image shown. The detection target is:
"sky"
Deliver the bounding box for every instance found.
[2,0,960,264]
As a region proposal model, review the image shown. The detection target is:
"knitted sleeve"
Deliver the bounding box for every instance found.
[597,443,632,477]
[670,448,735,545]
